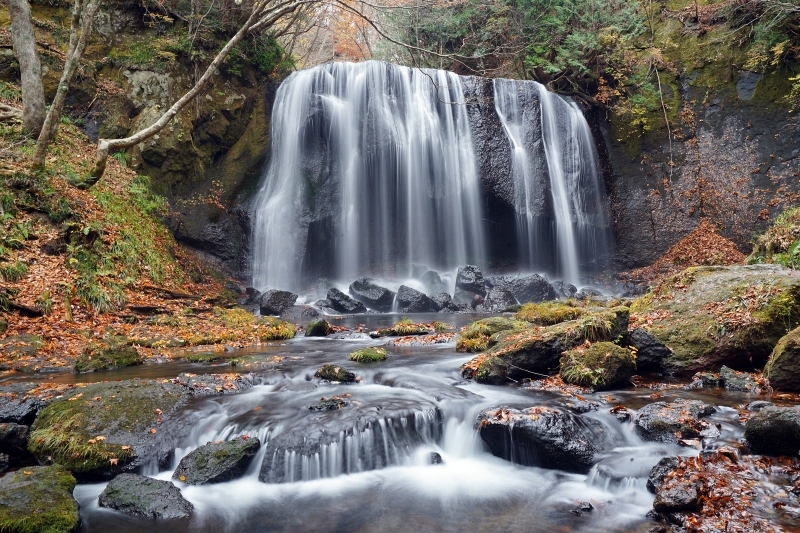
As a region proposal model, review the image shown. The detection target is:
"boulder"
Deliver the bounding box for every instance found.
[453,265,486,305]
[743,406,800,456]
[764,326,800,391]
[653,481,701,513]
[0,465,79,533]
[430,292,456,312]
[173,437,260,485]
[461,307,629,382]
[326,288,367,314]
[629,265,800,376]
[259,289,298,315]
[627,328,671,373]
[279,305,321,323]
[348,347,388,362]
[396,285,437,313]
[647,456,679,493]
[0,423,28,455]
[552,280,578,299]
[514,301,585,325]
[349,278,396,312]
[0,382,53,425]
[559,342,636,390]
[99,473,193,519]
[575,287,604,300]
[476,406,620,473]
[315,364,357,383]
[456,317,527,353]
[634,399,717,444]
[486,274,556,303]
[316,278,336,300]
[421,270,447,294]
[245,287,261,304]
[305,318,332,337]
[480,286,517,312]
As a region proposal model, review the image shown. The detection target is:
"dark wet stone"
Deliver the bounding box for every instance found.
[0,382,55,425]
[743,406,800,456]
[173,437,260,485]
[476,406,621,474]
[349,278,396,312]
[647,456,679,494]
[634,399,716,444]
[561,399,600,414]
[552,280,578,299]
[746,400,773,412]
[480,286,517,312]
[578,501,594,512]
[653,481,701,512]
[429,452,443,465]
[308,396,349,410]
[421,270,448,294]
[453,265,486,305]
[315,364,356,383]
[0,465,79,533]
[280,305,321,322]
[628,328,672,373]
[0,453,7,473]
[430,292,456,312]
[486,274,556,303]
[327,288,367,314]
[576,287,604,300]
[719,366,760,392]
[99,473,193,519]
[0,423,28,455]
[396,285,437,313]
[305,318,332,337]
[259,289,298,316]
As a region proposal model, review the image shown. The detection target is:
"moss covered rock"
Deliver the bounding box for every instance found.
[28,380,189,479]
[456,317,528,353]
[305,318,332,337]
[315,364,356,383]
[560,342,636,390]
[172,436,260,485]
[461,307,629,382]
[74,339,142,373]
[749,207,800,268]
[0,465,79,533]
[764,326,800,391]
[630,265,800,376]
[348,347,388,363]
[743,406,800,456]
[515,300,585,325]
[98,473,193,519]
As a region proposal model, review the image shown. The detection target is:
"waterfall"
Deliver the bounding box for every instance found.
[493,79,609,284]
[250,61,486,291]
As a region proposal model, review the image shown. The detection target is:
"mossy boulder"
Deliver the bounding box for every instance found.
[348,347,388,363]
[461,307,629,382]
[28,380,189,479]
[630,265,800,376]
[98,473,193,519]
[743,406,800,457]
[456,317,528,353]
[515,301,585,325]
[764,326,800,391]
[172,436,260,485]
[74,339,142,373]
[748,206,800,268]
[0,465,79,533]
[473,356,509,385]
[305,318,332,337]
[315,364,356,383]
[560,342,636,390]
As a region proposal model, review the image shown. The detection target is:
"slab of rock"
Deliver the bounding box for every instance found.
[764,326,800,391]
[315,364,356,383]
[476,406,620,473]
[173,436,260,485]
[349,278,396,312]
[744,406,800,456]
[327,288,367,314]
[486,274,556,303]
[647,456,679,493]
[453,265,486,305]
[0,382,58,425]
[627,328,672,373]
[396,285,436,313]
[99,473,193,518]
[0,422,28,455]
[634,399,716,444]
[0,465,79,533]
[259,289,298,315]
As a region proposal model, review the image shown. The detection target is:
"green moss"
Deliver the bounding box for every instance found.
[764,326,800,391]
[0,466,79,533]
[456,317,528,352]
[185,352,221,363]
[475,355,508,385]
[74,340,142,372]
[348,347,388,363]
[749,206,800,268]
[515,300,585,325]
[560,342,637,390]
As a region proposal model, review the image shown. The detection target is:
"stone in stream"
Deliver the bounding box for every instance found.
[99,473,193,518]
[326,288,367,314]
[173,436,261,485]
[687,366,761,393]
[396,285,437,313]
[430,292,457,312]
[74,338,143,373]
[349,278,396,312]
[486,274,556,304]
[305,318,332,337]
[0,422,28,456]
[259,289,299,315]
[743,406,800,456]
[627,328,672,373]
[647,456,679,493]
[634,399,717,444]
[476,406,620,474]
[764,326,800,391]
[653,481,701,513]
[348,347,388,362]
[0,465,79,533]
[453,265,486,305]
[315,364,357,383]
[479,286,517,312]
[559,342,636,390]
[421,270,447,295]
[280,305,321,322]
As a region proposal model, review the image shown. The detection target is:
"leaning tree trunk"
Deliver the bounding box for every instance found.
[31,0,101,170]
[4,0,45,135]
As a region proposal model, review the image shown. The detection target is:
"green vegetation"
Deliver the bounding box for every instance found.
[0,466,79,533]
[456,317,528,352]
[74,340,143,372]
[515,300,585,325]
[560,341,636,389]
[348,347,388,362]
[185,352,221,363]
[749,206,800,268]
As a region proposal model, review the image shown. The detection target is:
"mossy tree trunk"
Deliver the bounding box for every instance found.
[4,0,45,135]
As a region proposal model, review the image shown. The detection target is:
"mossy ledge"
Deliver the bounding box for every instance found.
[0,465,79,533]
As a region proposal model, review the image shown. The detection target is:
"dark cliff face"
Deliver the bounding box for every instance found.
[598,71,800,272]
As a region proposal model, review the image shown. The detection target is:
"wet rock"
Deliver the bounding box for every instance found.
[627,328,671,373]
[552,280,578,299]
[0,453,7,473]
[305,318,332,337]
[480,286,517,312]
[629,265,800,376]
[173,436,260,485]
[326,288,367,314]
[430,292,456,312]
[576,287,604,300]
[486,274,556,303]
[280,305,321,322]
[647,456,679,493]
[396,285,437,313]
[429,452,443,464]
[328,331,371,340]
[746,400,773,412]
[309,396,349,410]
[476,406,620,473]
[764,326,800,391]
[609,405,634,422]
[0,423,28,455]
[421,270,448,294]
[0,382,54,425]
[453,265,486,305]
[559,342,636,390]
[561,398,600,414]
[653,481,701,513]
[349,278,396,312]
[719,366,760,392]
[99,473,193,519]
[0,465,79,533]
[634,399,717,444]
[316,278,336,300]
[348,347,388,362]
[74,338,142,373]
[259,289,298,316]
[315,364,356,383]
[743,406,800,456]
[244,287,261,304]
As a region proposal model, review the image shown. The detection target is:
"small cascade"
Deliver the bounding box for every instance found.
[493,79,609,283]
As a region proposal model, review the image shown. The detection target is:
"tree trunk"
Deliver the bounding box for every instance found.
[31,0,101,170]
[4,0,46,135]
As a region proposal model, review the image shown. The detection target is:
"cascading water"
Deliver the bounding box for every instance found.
[250,61,486,291]
[493,79,609,284]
